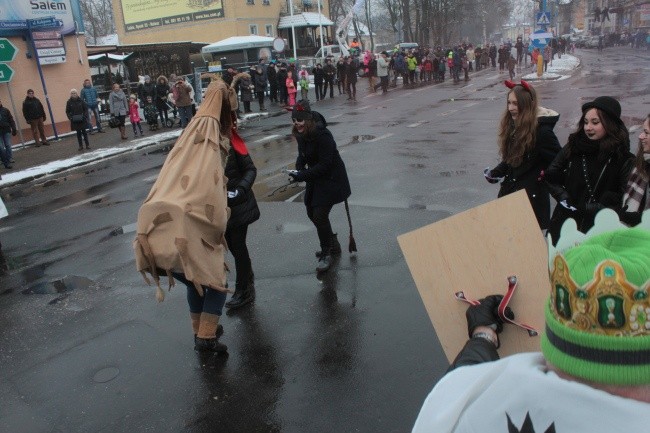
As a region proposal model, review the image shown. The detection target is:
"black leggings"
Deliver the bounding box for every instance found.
[75,128,89,146]
[306,204,334,251]
[225,224,252,291]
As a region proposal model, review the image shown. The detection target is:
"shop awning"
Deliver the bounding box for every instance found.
[278,13,333,29]
[202,36,275,54]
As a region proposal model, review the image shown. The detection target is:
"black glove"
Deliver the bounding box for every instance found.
[11,130,17,136]
[227,187,246,206]
[466,295,514,338]
[288,170,304,183]
[483,167,501,184]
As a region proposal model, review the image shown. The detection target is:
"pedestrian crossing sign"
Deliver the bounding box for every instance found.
[536,12,551,25]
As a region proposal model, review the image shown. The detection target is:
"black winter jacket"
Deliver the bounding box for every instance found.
[66,97,88,131]
[545,132,633,244]
[447,338,499,372]
[225,146,260,229]
[22,97,46,121]
[0,106,17,134]
[491,108,562,230]
[294,112,351,208]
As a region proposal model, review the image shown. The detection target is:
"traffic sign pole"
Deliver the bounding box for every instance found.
[26,20,59,140]
[5,83,26,148]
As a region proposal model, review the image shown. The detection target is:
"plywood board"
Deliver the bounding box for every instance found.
[398,190,548,362]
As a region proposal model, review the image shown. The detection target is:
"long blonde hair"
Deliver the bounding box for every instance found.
[498,85,538,166]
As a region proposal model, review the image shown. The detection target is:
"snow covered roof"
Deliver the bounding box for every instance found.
[278,13,333,29]
[202,35,275,54]
[88,53,133,61]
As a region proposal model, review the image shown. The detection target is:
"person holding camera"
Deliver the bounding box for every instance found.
[0,99,17,169]
[413,220,650,432]
[287,101,351,272]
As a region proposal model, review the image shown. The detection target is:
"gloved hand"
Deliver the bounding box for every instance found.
[11,130,17,136]
[466,295,514,338]
[227,187,246,206]
[287,170,303,183]
[483,167,501,184]
[559,199,577,211]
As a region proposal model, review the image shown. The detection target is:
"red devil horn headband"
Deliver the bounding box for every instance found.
[504,80,532,92]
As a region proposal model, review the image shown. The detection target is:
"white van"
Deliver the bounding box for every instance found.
[314,45,345,62]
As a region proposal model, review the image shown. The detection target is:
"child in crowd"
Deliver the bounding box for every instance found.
[144,96,159,131]
[299,72,310,101]
[507,54,517,80]
[286,70,297,107]
[129,94,144,137]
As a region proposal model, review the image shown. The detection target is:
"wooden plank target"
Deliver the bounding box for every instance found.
[398,190,549,362]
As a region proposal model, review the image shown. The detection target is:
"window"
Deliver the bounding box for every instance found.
[250,24,258,35]
[265,24,273,36]
[262,0,270,4]
[246,0,254,4]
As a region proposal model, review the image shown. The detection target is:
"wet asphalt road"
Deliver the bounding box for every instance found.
[1,47,649,433]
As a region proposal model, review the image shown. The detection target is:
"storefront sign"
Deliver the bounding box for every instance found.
[121,0,225,32]
[0,0,78,36]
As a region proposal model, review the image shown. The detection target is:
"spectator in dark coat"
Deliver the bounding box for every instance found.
[0,99,17,169]
[66,89,89,151]
[22,89,49,147]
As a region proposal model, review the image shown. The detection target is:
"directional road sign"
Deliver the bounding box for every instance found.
[0,20,27,30]
[0,63,15,83]
[0,38,18,62]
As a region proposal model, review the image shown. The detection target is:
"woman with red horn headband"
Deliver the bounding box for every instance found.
[484,80,561,231]
[544,96,634,244]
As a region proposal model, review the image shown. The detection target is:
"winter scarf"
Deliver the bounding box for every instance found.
[622,159,650,212]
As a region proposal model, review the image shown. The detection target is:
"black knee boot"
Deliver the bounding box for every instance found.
[225,271,255,310]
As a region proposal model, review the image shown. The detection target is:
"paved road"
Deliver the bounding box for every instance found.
[0,47,648,433]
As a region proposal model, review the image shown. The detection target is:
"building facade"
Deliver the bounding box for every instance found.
[0,0,93,144]
[112,0,333,54]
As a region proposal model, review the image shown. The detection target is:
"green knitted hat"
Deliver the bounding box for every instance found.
[542,211,650,385]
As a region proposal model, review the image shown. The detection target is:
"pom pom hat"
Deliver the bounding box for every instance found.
[541,209,650,385]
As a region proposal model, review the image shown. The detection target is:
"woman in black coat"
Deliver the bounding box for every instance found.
[66,89,89,151]
[485,81,561,230]
[545,96,634,244]
[288,101,351,272]
[224,120,260,310]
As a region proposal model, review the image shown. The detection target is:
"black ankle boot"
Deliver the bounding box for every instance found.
[225,275,255,310]
[194,336,228,353]
[316,234,341,258]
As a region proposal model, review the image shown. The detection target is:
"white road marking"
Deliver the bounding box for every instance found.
[368,133,394,142]
[0,226,13,234]
[52,194,107,213]
[142,175,158,183]
[253,134,281,143]
[330,113,343,119]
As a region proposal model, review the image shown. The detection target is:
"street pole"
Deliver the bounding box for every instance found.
[26,20,59,140]
[288,0,298,61]
[5,83,25,148]
[317,0,324,61]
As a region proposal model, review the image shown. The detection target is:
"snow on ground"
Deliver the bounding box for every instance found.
[522,54,580,81]
[0,113,269,187]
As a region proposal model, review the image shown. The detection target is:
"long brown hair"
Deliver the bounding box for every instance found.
[498,85,538,166]
[635,113,650,177]
[291,118,316,137]
[566,107,630,160]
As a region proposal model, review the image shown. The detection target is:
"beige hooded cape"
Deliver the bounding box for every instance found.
[134,79,237,301]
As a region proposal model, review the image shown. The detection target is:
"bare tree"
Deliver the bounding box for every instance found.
[79,0,115,44]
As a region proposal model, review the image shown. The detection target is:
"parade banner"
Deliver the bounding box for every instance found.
[121,0,225,32]
[0,0,77,36]
[398,190,548,362]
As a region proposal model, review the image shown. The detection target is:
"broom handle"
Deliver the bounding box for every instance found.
[345,199,353,235]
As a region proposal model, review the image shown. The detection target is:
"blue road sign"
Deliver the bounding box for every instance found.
[0,20,28,30]
[27,17,62,28]
[536,12,551,26]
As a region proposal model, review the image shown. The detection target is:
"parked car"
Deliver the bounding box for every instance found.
[583,36,601,48]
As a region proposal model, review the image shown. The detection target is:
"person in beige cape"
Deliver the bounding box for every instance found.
[134,77,237,354]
